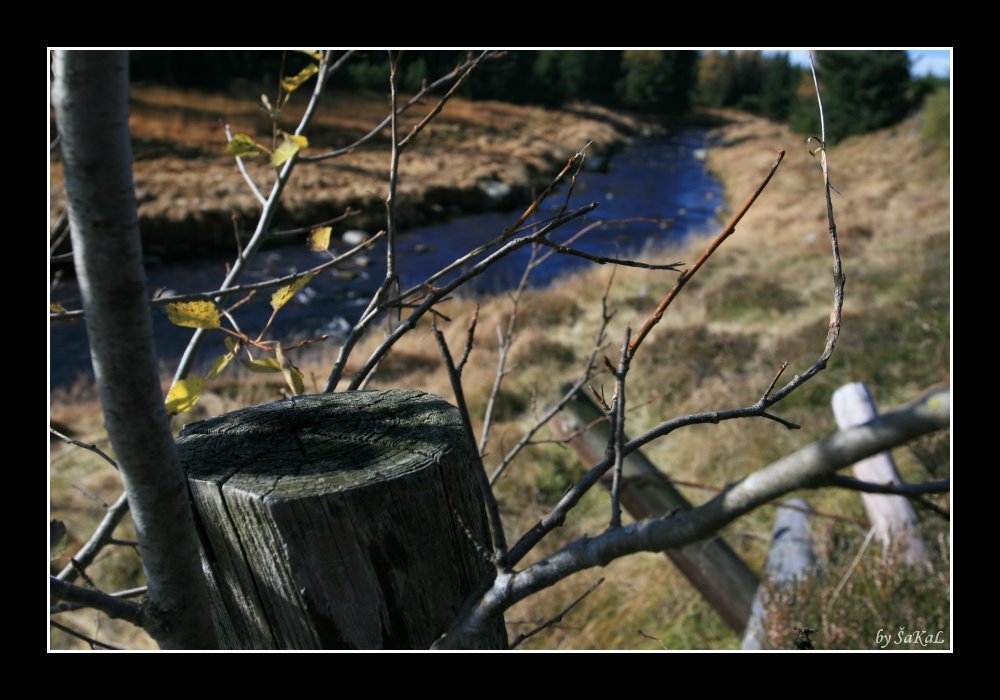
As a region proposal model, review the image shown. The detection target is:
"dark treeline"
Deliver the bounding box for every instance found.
[130,50,947,142]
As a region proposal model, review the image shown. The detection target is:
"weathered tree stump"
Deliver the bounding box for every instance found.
[176,390,506,649]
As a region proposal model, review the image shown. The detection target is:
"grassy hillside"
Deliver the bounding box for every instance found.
[50,103,950,650]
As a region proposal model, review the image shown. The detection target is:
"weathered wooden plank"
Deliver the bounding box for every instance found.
[741,498,817,649]
[177,390,506,649]
[558,388,759,634]
[832,383,927,564]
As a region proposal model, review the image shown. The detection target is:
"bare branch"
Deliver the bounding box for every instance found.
[456,305,480,375]
[50,577,145,626]
[171,51,335,384]
[509,577,605,649]
[51,586,147,615]
[479,245,539,456]
[50,619,124,651]
[57,492,130,583]
[392,145,593,307]
[50,428,118,470]
[302,53,497,162]
[345,201,598,391]
[628,149,785,359]
[398,51,488,152]
[765,52,845,405]
[431,324,508,563]
[439,388,950,647]
[489,270,615,485]
[50,230,385,322]
[826,475,950,496]
[609,327,631,529]
[538,237,682,271]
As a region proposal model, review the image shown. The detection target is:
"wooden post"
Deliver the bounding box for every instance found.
[558,388,759,634]
[176,390,506,649]
[741,498,818,649]
[832,383,927,565]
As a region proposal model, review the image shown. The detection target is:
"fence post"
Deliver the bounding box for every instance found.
[558,387,759,634]
[741,498,818,649]
[832,383,927,565]
[176,390,506,649]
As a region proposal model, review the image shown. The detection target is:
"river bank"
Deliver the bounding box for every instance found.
[50,105,950,650]
[50,87,659,259]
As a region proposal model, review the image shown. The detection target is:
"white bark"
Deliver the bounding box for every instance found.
[53,50,216,649]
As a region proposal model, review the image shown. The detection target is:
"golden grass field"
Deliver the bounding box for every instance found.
[50,90,950,650]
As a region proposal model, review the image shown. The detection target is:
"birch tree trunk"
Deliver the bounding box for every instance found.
[53,50,217,649]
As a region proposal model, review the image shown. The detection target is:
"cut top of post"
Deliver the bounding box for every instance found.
[177,390,468,498]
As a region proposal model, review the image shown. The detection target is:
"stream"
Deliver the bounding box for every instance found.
[50,128,723,389]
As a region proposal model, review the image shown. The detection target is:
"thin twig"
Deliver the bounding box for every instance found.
[538,237,682,271]
[764,51,845,405]
[50,577,145,626]
[50,428,118,470]
[267,208,358,238]
[50,231,384,322]
[826,475,950,496]
[391,145,593,307]
[489,270,615,484]
[345,201,598,391]
[509,577,605,649]
[50,619,124,650]
[170,51,334,384]
[479,245,539,456]
[627,149,785,359]
[384,52,402,332]
[57,492,130,583]
[828,527,877,607]
[398,51,488,152]
[302,53,497,162]
[50,586,147,615]
[432,324,508,564]
[456,305,480,375]
[609,327,631,529]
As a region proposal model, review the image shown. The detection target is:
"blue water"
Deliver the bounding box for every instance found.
[50,129,723,388]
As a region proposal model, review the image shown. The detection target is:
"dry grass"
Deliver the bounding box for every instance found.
[50,105,950,649]
[50,86,644,256]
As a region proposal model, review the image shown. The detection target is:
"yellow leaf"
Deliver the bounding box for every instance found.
[206,352,233,379]
[271,134,306,167]
[50,303,66,313]
[271,272,315,310]
[165,377,205,415]
[166,301,220,329]
[281,63,319,93]
[298,50,323,61]
[227,134,262,158]
[275,343,305,396]
[238,356,282,373]
[307,226,332,252]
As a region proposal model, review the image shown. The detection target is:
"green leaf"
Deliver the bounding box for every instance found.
[165,377,205,415]
[227,134,262,158]
[50,520,68,560]
[307,226,332,252]
[271,134,308,167]
[50,303,66,313]
[281,63,319,93]
[271,272,315,311]
[166,301,220,329]
[238,356,282,373]
[206,352,233,379]
[224,336,239,353]
[275,343,305,396]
